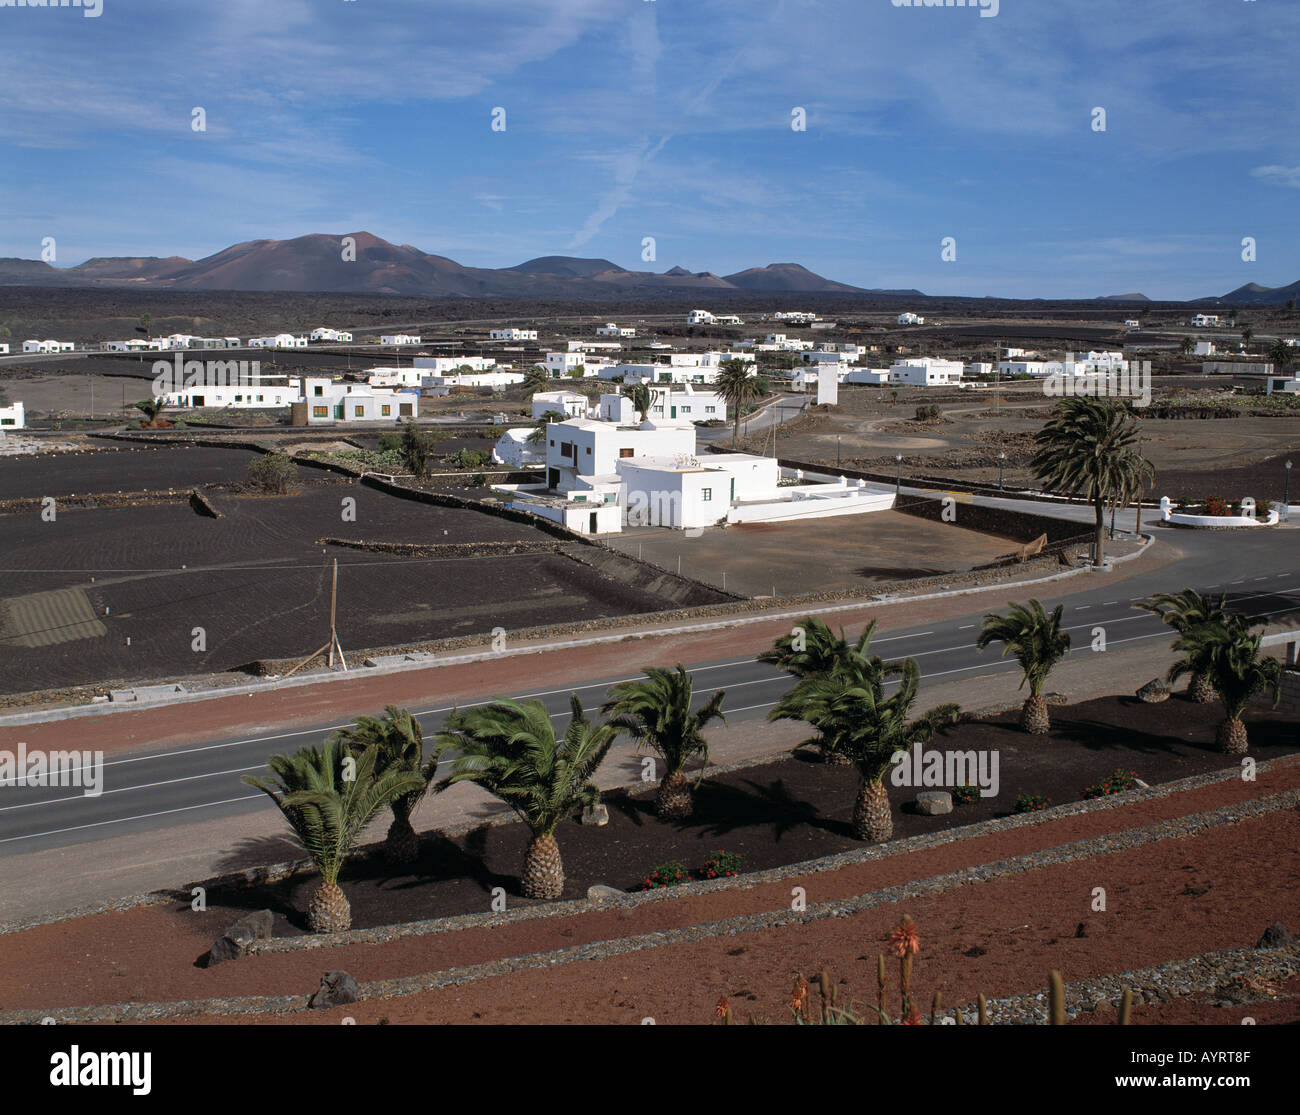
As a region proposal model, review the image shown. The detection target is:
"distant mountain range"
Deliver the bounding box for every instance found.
[0,231,1295,305]
[0,232,916,299]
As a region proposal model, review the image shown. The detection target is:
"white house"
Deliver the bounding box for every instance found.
[248,334,307,349]
[0,343,8,355]
[596,323,636,338]
[163,376,302,410]
[22,339,73,354]
[765,333,814,351]
[687,310,715,325]
[301,376,419,424]
[490,328,538,341]
[0,401,25,429]
[1194,340,1215,356]
[491,428,548,469]
[897,312,925,326]
[1125,319,1142,328]
[1265,376,1300,396]
[413,356,497,375]
[545,351,618,378]
[567,340,622,353]
[380,334,422,346]
[532,390,589,419]
[610,352,756,386]
[311,328,354,342]
[888,358,963,386]
[845,368,891,385]
[965,362,993,377]
[603,386,726,424]
[773,311,817,325]
[423,369,525,389]
[713,315,744,326]
[1190,314,1221,328]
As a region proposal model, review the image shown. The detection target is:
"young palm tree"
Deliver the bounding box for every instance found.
[1031,397,1154,567]
[435,695,619,899]
[759,616,887,681]
[770,658,959,842]
[524,365,551,395]
[716,359,765,447]
[1170,616,1281,754]
[1268,338,1294,372]
[1179,336,1194,357]
[622,381,653,422]
[976,600,1071,734]
[527,409,565,445]
[602,664,725,820]
[1241,324,1254,351]
[133,396,168,425]
[243,737,425,932]
[336,706,433,864]
[1135,589,1228,703]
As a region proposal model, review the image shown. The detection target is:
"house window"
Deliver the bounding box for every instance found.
[354,406,365,417]
[549,439,555,447]
[257,395,264,402]
[681,406,691,414]
[313,406,328,418]
[619,448,634,458]
[586,446,592,454]
[561,442,574,460]
[702,488,712,501]
[314,385,324,396]
[706,406,716,414]
[381,405,391,416]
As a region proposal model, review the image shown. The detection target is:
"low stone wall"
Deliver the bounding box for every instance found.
[893,491,1090,545]
[316,537,564,559]
[0,489,193,516]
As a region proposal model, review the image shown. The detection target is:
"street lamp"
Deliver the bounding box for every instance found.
[895,454,903,497]
[1286,460,1293,519]
[998,451,1006,492]
[837,435,841,468]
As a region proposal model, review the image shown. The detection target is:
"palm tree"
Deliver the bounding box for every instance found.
[1268,338,1294,372]
[336,707,433,864]
[1180,336,1194,357]
[1135,589,1227,703]
[622,381,652,422]
[770,658,959,841]
[1169,616,1281,753]
[133,396,168,426]
[243,737,425,932]
[1241,324,1254,351]
[527,409,565,444]
[601,664,725,820]
[976,600,1071,733]
[524,365,551,395]
[759,616,886,682]
[716,359,765,447]
[1031,397,1154,567]
[435,695,619,899]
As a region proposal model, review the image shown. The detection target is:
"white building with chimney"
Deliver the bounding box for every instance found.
[301,376,419,424]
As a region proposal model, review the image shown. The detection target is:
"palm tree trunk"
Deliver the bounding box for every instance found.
[306,881,351,934]
[384,809,420,865]
[1216,716,1249,755]
[1020,694,1051,734]
[522,833,565,899]
[851,778,893,842]
[1189,670,1216,704]
[1093,499,1106,566]
[655,770,694,820]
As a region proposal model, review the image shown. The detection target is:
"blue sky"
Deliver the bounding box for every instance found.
[2,0,1298,299]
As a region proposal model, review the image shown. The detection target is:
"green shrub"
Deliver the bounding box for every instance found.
[951,784,981,806]
[1013,792,1051,814]
[695,850,744,880]
[1081,768,1137,800]
[641,860,690,889]
[245,452,296,494]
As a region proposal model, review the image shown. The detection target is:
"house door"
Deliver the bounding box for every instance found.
[548,468,559,488]
[730,477,735,501]
[589,512,598,533]
[334,404,345,420]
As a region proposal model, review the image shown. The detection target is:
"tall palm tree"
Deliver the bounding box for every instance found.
[1268,338,1294,372]
[602,664,725,820]
[1170,616,1281,754]
[716,359,765,447]
[243,737,424,932]
[770,658,959,842]
[1135,589,1228,703]
[1241,324,1254,351]
[622,381,653,422]
[336,706,433,864]
[435,695,619,899]
[1031,397,1153,567]
[976,600,1071,733]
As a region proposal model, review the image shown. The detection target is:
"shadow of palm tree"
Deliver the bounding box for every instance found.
[690,777,851,840]
[211,833,305,876]
[1049,716,1220,756]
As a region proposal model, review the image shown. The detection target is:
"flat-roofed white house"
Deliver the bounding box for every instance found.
[491,428,548,469]
[1125,319,1142,328]
[163,375,303,410]
[545,351,617,378]
[1191,314,1221,328]
[499,403,894,535]
[0,343,8,355]
[600,387,725,424]
[423,369,525,389]
[413,355,497,375]
[0,401,25,428]
[301,376,418,424]
[897,312,925,326]
[532,390,589,419]
[596,323,636,337]
[610,351,757,386]
[713,315,744,326]
[248,334,307,349]
[1266,375,1300,395]
[490,328,538,341]
[888,358,963,385]
[311,328,354,342]
[773,311,816,325]
[687,310,715,325]
[845,367,890,385]
[380,334,422,346]
[1194,340,1215,356]
[367,367,425,388]
[23,339,73,353]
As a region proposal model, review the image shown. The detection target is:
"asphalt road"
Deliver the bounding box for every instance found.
[2,512,1296,857]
